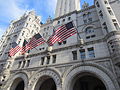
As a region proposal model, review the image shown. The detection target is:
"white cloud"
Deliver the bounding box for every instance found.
[0,0,26,20]
[0,0,57,38]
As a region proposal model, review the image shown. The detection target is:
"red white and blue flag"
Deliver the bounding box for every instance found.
[47,22,77,46]
[9,42,21,56]
[28,33,46,49]
[21,40,30,54]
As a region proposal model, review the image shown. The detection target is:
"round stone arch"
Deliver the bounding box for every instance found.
[63,63,119,90]
[28,68,62,90]
[81,24,96,33]
[5,72,29,90]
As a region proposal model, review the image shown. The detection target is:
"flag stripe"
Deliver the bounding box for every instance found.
[47,22,77,46]
[28,33,46,50]
[9,46,21,56]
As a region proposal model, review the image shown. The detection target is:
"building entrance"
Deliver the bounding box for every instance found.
[35,76,56,90]
[73,75,106,90]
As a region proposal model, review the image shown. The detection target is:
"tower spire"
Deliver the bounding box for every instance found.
[55,0,80,18]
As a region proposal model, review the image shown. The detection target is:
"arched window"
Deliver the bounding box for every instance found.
[85,27,94,34]
[85,26,96,39]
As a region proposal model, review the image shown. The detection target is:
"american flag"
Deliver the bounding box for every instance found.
[28,33,46,49]
[21,40,30,54]
[47,22,77,46]
[9,42,21,56]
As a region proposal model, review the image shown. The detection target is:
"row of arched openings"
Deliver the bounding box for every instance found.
[10,74,106,90]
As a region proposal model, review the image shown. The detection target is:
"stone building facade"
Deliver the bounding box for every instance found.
[0,0,120,90]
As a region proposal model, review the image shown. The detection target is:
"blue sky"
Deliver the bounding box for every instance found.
[0,0,93,38]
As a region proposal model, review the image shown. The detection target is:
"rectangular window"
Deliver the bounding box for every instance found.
[88,18,92,22]
[52,55,56,63]
[41,57,45,65]
[103,22,109,33]
[104,0,108,4]
[72,51,77,60]
[26,60,30,67]
[22,61,25,68]
[18,61,22,69]
[96,1,100,7]
[114,23,119,30]
[99,10,103,18]
[83,20,87,24]
[88,47,95,58]
[107,7,113,15]
[46,56,50,64]
[91,35,96,38]
[86,36,90,39]
[80,49,86,59]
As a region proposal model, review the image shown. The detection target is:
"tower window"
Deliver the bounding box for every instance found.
[114,23,119,30]
[99,10,103,18]
[88,47,95,58]
[72,51,77,60]
[107,7,113,15]
[96,1,100,7]
[80,49,86,59]
[104,0,108,4]
[103,22,108,33]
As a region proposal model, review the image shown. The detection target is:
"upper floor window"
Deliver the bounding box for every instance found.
[29,18,31,21]
[112,19,119,30]
[88,18,92,22]
[68,17,71,21]
[88,47,95,58]
[41,57,45,65]
[72,51,77,60]
[63,19,65,22]
[107,7,113,15]
[80,49,86,59]
[96,1,100,7]
[85,27,96,39]
[103,22,108,33]
[58,21,60,24]
[85,27,94,34]
[26,23,28,27]
[46,56,50,64]
[83,20,87,24]
[22,31,25,36]
[104,0,108,4]
[99,10,103,18]
[26,60,30,67]
[52,55,56,63]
